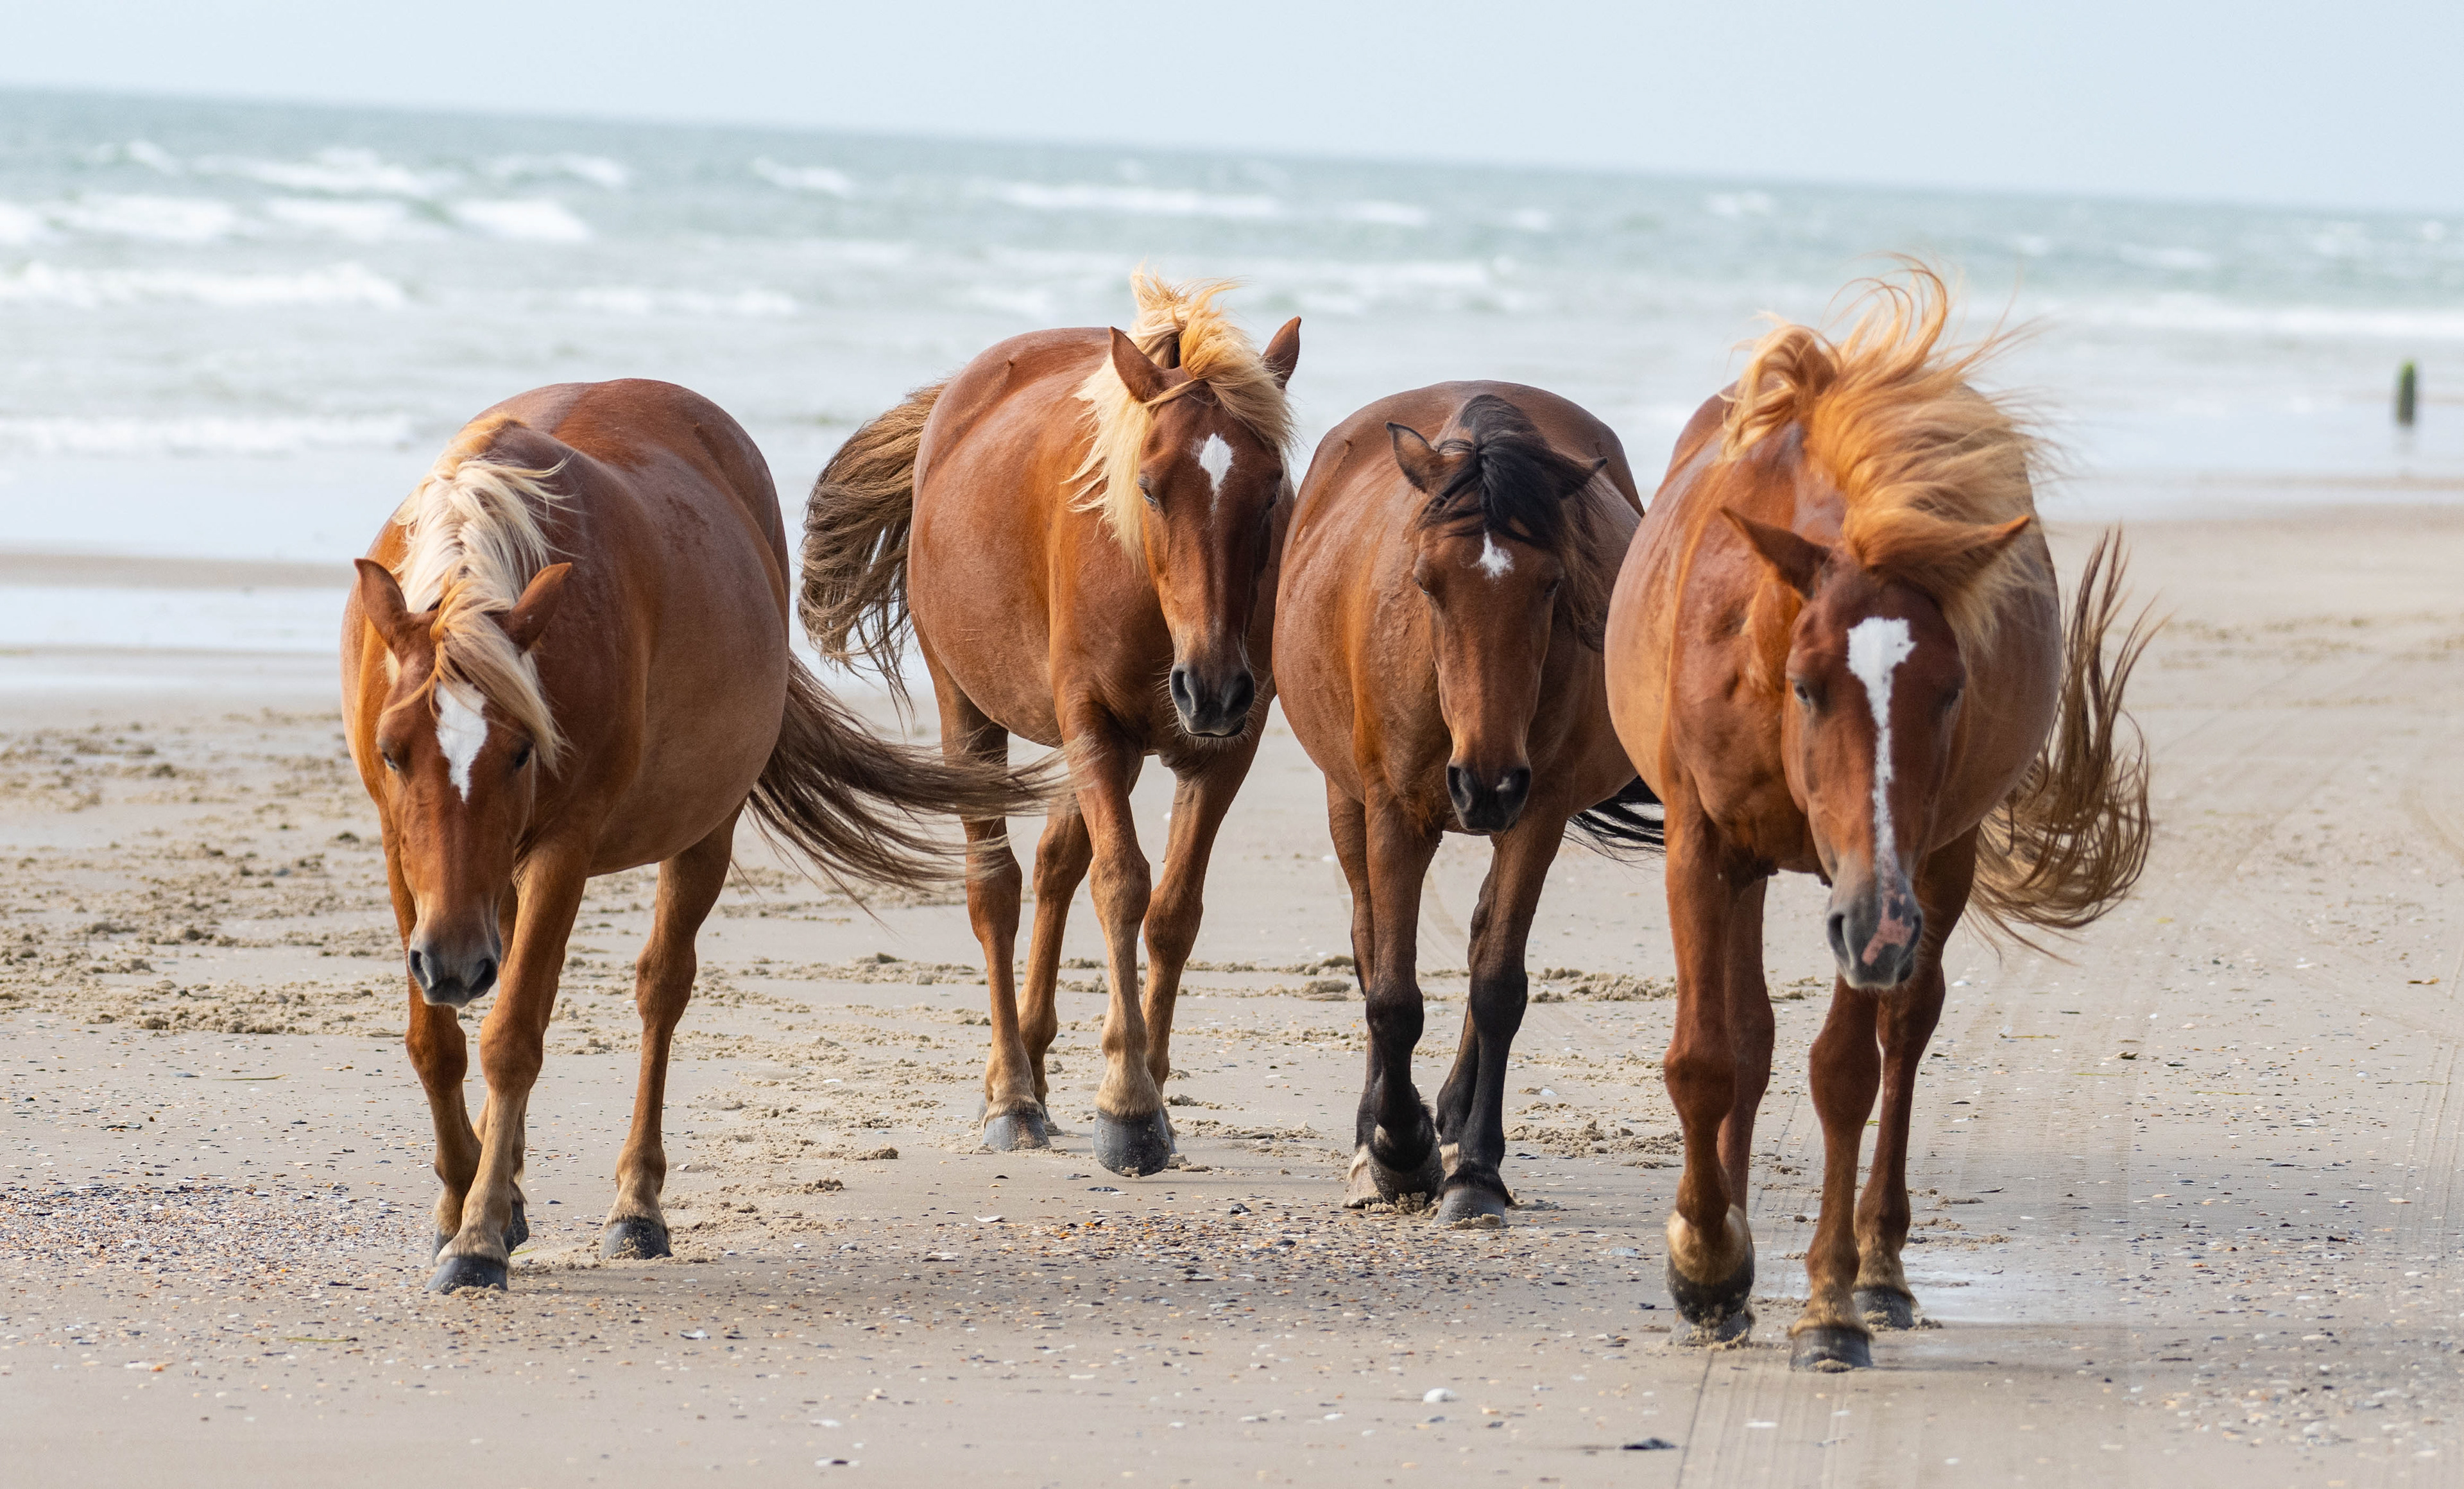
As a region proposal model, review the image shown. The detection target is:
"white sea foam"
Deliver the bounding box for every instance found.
[45,194,243,243]
[753,159,855,196]
[0,261,407,309]
[263,197,427,242]
[487,153,630,190]
[201,146,454,197]
[1337,200,1431,228]
[986,181,1283,219]
[571,286,798,318]
[0,201,46,245]
[1503,208,1553,232]
[0,415,415,456]
[2118,244,2219,272]
[2066,295,2464,342]
[1706,191,1775,218]
[447,198,592,242]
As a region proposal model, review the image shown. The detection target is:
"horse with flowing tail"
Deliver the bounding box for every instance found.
[1602,268,2154,1367]
[343,379,1048,1293]
[800,273,1301,1176]
[1276,385,1659,1223]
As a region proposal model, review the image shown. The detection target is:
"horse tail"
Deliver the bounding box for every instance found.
[1969,531,2157,940]
[797,379,946,709]
[749,658,1055,900]
[1566,775,1666,859]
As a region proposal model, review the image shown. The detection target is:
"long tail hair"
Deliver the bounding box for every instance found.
[1970,533,2155,939]
[750,657,1052,900]
[797,381,946,711]
[1568,776,1665,859]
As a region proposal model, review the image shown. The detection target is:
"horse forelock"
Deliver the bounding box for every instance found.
[1718,262,2043,675]
[1071,271,1296,547]
[388,420,569,767]
[1410,394,1611,647]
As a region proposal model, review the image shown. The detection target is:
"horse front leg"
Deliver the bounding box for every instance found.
[1070,730,1170,1177]
[1431,811,1559,1225]
[1853,830,1973,1332]
[390,848,481,1253]
[1139,739,1261,1135]
[1349,792,1442,1207]
[602,811,734,1261]
[427,848,586,1293]
[1793,979,1881,1370]
[1660,775,1762,1343]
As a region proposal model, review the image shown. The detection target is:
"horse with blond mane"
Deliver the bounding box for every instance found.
[345,379,1044,1292]
[801,273,1300,1175]
[1602,269,2153,1368]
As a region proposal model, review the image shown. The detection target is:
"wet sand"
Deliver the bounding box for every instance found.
[3,506,2463,1486]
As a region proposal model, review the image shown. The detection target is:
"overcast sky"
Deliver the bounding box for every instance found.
[8,1,2458,213]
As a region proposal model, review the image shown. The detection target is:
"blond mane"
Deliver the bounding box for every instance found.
[388,414,569,766]
[1071,270,1297,546]
[1722,264,2041,675]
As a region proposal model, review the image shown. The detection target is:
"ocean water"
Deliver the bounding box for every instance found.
[0,88,2458,664]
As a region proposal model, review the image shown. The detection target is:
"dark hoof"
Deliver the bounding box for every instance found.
[426,1252,508,1294]
[1376,1146,1445,1205]
[1666,1252,1756,1341]
[983,1108,1051,1152]
[1790,1326,1873,1372]
[1856,1287,1919,1330]
[1434,1180,1510,1226]
[1093,1108,1174,1177]
[601,1214,672,1261]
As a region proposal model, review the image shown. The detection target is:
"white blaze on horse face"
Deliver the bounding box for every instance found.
[434,683,489,802]
[1476,531,1514,580]
[1196,433,1234,512]
[1844,616,1917,874]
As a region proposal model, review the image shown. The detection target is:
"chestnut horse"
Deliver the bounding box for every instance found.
[801,273,1300,1175]
[1604,270,2153,1366]
[1278,385,1659,1223]
[344,379,1043,1292]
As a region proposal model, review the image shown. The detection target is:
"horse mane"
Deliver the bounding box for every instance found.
[388,413,569,766]
[1412,393,1613,649]
[1723,263,2041,684]
[1072,270,1297,546]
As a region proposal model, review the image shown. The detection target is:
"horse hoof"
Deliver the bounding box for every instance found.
[1856,1287,1919,1330]
[1434,1183,1509,1227]
[1666,1252,1756,1341]
[601,1215,671,1261]
[1790,1326,1873,1372]
[983,1110,1051,1152]
[1378,1147,1446,1205]
[426,1252,508,1294]
[1093,1109,1174,1177]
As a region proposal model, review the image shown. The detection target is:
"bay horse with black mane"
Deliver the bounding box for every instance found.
[1603,269,2153,1367]
[800,273,1300,1176]
[344,379,1045,1293]
[1276,384,1659,1223]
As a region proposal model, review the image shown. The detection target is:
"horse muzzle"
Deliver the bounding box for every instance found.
[1825,877,1922,990]
[1169,663,1255,738]
[407,926,502,1009]
[1447,762,1532,834]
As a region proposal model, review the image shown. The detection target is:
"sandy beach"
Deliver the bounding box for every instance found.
[1,503,2461,1486]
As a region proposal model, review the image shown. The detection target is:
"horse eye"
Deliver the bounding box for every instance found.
[1790,680,1813,705]
[380,748,404,773]
[512,743,533,769]
[1137,473,1158,506]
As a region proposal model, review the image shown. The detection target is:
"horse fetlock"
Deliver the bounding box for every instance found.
[1092,1107,1173,1177]
[1664,1206,1756,1340]
[1666,1203,1753,1284]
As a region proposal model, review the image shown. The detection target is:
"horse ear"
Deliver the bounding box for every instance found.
[352,558,428,655]
[1108,327,1172,404]
[1720,508,1829,597]
[1387,422,1456,494]
[500,563,574,653]
[1261,317,1301,388]
[1558,454,1611,499]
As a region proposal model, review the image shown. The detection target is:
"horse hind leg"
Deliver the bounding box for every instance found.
[1003,798,1091,1149]
[601,813,735,1261]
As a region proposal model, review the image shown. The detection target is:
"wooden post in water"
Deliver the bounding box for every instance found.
[2397,361,2418,427]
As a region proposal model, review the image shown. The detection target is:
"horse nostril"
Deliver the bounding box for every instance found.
[1826,911,1850,963]
[1168,666,1195,711]
[406,947,432,992]
[468,958,499,997]
[1446,764,1474,812]
[1221,669,1254,721]
[1497,767,1531,806]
